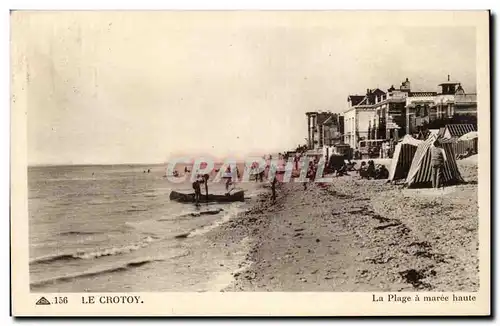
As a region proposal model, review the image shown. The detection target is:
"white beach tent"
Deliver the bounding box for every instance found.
[458,131,478,141]
[405,134,464,188]
[455,131,479,157]
[387,135,423,183]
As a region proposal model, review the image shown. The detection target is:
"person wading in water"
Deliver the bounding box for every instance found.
[192,175,203,205]
[224,166,233,192]
[430,139,447,189]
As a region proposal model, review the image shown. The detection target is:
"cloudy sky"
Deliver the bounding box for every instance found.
[14,11,478,165]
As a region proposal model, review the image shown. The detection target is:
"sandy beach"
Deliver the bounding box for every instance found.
[207,156,479,292]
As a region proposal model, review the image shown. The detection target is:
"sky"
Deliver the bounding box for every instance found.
[13,11,477,165]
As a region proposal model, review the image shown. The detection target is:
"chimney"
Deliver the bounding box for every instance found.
[406,78,409,82]
[448,74,450,81]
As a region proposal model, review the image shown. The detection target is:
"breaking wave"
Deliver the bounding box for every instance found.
[29,236,160,265]
[180,206,245,238]
[30,259,160,289]
[30,250,190,289]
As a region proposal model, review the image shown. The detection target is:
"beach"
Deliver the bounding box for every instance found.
[208,157,479,292]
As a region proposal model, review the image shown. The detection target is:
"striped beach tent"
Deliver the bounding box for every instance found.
[405,134,464,188]
[438,124,477,139]
[388,135,423,182]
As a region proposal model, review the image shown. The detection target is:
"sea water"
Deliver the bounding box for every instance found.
[28,164,262,292]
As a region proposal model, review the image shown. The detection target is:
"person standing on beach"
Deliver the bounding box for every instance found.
[271,176,277,202]
[303,161,316,190]
[430,140,447,189]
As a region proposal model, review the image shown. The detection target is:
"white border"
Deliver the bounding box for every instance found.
[4,0,499,324]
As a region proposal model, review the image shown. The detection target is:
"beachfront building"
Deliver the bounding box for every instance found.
[405,76,477,136]
[366,75,477,141]
[343,89,384,149]
[371,80,410,141]
[305,111,343,150]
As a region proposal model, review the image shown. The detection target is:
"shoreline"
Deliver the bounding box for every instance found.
[207,160,479,292]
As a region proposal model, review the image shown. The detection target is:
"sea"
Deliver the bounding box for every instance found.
[28,163,263,292]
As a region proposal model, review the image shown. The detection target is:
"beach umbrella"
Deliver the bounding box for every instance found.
[458,131,478,141]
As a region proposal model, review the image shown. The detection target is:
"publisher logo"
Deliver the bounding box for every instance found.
[35,297,51,305]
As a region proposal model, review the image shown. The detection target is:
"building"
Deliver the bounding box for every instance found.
[405,76,477,136]
[369,80,410,141]
[343,88,384,149]
[368,75,477,141]
[306,111,343,150]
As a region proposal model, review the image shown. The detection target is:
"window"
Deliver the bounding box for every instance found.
[423,105,428,117]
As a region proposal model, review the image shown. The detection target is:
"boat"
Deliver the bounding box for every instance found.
[169,189,245,203]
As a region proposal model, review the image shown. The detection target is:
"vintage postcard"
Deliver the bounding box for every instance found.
[10,10,490,316]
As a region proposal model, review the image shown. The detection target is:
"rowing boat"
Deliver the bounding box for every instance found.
[169,189,245,203]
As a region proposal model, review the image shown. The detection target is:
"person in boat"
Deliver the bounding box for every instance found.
[202,173,210,198]
[224,166,232,191]
[192,174,203,205]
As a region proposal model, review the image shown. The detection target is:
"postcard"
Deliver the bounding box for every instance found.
[10,10,490,316]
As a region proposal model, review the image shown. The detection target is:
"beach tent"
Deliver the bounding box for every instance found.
[437,125,478,157]
[387,135,423,182]
[438,124,477,140]
[459,131,478,141]
[455,131,478,157]
[405,134,464,188]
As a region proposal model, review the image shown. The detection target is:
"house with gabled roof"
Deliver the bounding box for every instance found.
[343,88,385,149]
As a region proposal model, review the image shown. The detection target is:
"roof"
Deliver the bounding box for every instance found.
[317,112,339,125]
[370,88,386,96]
[408,92,438,97]
[322,115,333,125]
[348,95,365,106]
[357,96,368,105]
[455,94,477,104]
[439,124,477,138]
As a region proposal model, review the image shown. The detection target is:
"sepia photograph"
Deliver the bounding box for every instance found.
[10,10,490,316]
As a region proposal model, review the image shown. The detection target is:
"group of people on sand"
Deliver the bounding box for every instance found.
[358,160,389,180]
[188,136,456,206]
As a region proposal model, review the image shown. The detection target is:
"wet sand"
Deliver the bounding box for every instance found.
[207,158,479,292]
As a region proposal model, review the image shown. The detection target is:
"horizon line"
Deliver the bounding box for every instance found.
[27,158,279,167]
